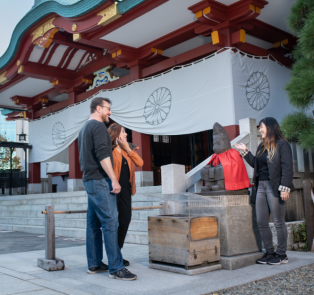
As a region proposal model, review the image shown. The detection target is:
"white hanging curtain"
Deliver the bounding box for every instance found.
[29,49,293,163]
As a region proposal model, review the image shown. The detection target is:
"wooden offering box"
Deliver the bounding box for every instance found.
[148,215,220,268]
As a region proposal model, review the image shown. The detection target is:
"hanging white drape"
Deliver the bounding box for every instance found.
[29,49,294,163]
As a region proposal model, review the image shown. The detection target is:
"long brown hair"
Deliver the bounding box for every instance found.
[257,117,287,161]
[108,123,123,150]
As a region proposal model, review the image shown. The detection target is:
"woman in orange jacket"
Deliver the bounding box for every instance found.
[108,123,143,266]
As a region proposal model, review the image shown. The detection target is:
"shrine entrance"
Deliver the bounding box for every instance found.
[151,131,214,185]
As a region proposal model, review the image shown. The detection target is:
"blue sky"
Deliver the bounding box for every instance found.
[0,1,34,57]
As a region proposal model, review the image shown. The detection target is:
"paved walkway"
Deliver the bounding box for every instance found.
[1,240,314,295]
[0,231,86,255]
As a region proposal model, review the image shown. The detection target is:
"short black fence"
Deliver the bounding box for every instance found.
[0,171,27,189]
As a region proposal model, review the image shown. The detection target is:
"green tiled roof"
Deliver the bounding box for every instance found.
[33,0,81,7]
[0,0,148,70]
[118,0,147,14]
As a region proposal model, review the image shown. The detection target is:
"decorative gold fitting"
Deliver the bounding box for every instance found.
[19,111,26,118]
[72,23,77,32]
[82,78,92,84]
[282,39,288,45]
[39,98,48,103]
[97,2,122,26]
[18,66,24,74]
[0,71,9,85]
[17,60,20,66]
[31,18,56,42]
[73,33,81,42]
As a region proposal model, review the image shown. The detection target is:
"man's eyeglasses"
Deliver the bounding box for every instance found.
[100,105,111,111]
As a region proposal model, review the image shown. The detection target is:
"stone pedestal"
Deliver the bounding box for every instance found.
[220,252,264,270]
[191,194,262,257]
[158,192,262,270]
[67,179,85,192]
[161,164,186,194]
[149,262,222,275]
[28,183,42,194]
[135,171,154,187]
[37,258,65,271]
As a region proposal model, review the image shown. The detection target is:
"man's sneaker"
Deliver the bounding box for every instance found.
[87,262,109,274]
[123,259,130,266]
[109,268,137,281]
[256,252,276,264]
[267,253,289,265]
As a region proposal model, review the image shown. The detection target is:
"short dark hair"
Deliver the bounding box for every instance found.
[90,97,112,114]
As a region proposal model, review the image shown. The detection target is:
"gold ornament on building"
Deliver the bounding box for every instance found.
[72,23,77,32]
[31,17,56,42]
[17,60,20,66]
[97,2,122,26]
[18,66,24,74]
[73,33,82,42]
[0,71,9,85]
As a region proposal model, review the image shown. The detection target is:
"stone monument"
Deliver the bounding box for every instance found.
[200,122,250,194]
[160,121,263,271]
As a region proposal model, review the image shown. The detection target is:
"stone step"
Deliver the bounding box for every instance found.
[0,186,161,202]
[0,194,161,206]
[0,224,149,245]
[0,201,160,211]
[0,191,87,201]
[0,217,148,232]
[125,231,148,245]
[0,209,160,220]
[0,186,161,245]
[131,210,160,220]
[0,210,85,219]
[0,203,88,212]
[0,196,87,206]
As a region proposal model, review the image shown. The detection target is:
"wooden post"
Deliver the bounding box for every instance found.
[45,205,56,260]
[302,180,314,251]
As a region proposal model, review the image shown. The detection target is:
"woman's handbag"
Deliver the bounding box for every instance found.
[250,185,257,205]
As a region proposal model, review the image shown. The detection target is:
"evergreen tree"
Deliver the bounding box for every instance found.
[281,0,314,149]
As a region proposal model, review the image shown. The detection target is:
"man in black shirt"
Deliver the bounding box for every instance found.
[78,97,137,281]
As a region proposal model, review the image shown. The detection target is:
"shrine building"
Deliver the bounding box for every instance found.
[0,0,297,193]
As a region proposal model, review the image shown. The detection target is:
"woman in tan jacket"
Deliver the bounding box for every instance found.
[108,123,143,266]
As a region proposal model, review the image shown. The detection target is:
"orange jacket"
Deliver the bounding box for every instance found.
[112,148,144,195]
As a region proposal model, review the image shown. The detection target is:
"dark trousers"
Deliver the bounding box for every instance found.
[116,186,132,249]
[256,180,287,255]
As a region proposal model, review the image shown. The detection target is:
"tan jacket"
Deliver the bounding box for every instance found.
[112,148,144,195]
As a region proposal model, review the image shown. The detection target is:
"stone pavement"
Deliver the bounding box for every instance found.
[1,240,314,295]
[0,231,86,255]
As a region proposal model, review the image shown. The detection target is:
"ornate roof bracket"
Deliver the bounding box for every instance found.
[0,71,9,85]
[97,2,122,26]
[31,18,59,48]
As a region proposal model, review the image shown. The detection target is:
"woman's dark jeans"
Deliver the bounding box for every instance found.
[256,180,287,255]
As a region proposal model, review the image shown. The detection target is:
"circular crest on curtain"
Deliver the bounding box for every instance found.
[52,122,66,147]
[143,87,172,125]
[246,72,270,110]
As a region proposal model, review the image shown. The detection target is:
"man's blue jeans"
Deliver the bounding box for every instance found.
[84,178,124,273]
